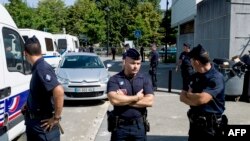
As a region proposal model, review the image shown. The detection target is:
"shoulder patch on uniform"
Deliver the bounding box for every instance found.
[45,74,52,82]
[119,81,124,86]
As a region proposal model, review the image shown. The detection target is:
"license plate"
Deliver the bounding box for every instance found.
[75,88,94,92]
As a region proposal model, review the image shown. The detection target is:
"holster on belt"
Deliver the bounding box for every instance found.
[187,110,228,130]
[107,111,118,132]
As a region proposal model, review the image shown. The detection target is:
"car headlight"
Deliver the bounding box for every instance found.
[57,76,69,84]
[100,76,109,84]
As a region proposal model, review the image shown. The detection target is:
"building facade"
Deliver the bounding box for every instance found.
[172,0,250,60]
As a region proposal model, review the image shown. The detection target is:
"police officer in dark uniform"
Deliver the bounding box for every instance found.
[140,45,145,62]
[180,44,227,141]
[176,43,194,90]
[22,36,64,141]
[107,48,154,141]
[149,43,159,90]
[111,46,116,60]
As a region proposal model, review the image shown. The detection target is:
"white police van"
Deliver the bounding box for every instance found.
[0,4,32,141]
[53,34,80,56]
[19,29,61,68]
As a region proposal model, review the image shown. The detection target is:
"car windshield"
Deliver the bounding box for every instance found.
[60,55,104,69]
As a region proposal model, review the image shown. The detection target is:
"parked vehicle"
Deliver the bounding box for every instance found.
[0,4,32,141]
[19,28,61,68]
[53,34,80,56]
[55,52,110,100]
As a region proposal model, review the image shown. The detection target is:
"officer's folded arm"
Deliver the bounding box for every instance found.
[108,91,140,106]
[183,91,213,106]
[180,91,195,106]
[129,94,154,108]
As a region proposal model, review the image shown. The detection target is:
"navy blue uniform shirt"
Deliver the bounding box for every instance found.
[179,52,193,72]
[150,50,159,67]
[189,65,225,115]
[27,58,60,115]
[107,71,154,118]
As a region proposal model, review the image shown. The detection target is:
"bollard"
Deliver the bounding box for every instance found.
[168,69,172,92]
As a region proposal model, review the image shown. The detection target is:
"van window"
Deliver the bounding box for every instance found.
[74,41,79,48]
[3,27,31,74]
[45,38,54,51]
[58,39,67,54]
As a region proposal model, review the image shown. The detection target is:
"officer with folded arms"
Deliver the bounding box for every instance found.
[180,44,227,141]
[107,48,154,141]
[22,36,64,141]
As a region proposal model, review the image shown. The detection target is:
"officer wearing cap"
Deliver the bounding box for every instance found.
[180,44,227,141]
[176,43,194,90]
[22,36,64,141]
[149,43,159,90]
[107,48,154,141]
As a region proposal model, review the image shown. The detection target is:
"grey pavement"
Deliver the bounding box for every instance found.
[96,55,250,141]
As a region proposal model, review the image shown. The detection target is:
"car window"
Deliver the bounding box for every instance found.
[60,55,104,69]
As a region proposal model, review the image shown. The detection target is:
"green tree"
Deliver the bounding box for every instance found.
[67,0,106,44]
[5,0,35,28]
[131,2,162,46]
[160,9,177,45]
[35,0,66,33]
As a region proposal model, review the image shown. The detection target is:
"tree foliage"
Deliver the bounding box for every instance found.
[35,0,66,33]
[66,0,106,44]
[160,9,177,45]
[5,0,35,28]
[4,0,176,47]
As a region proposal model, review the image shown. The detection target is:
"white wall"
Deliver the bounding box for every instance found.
[171,0,196,27]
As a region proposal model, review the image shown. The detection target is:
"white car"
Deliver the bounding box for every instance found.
[55,52,110,100]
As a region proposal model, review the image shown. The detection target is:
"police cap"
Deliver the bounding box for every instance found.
[188,44,210,64]
[126,48,140,60]
[183,43,191,49]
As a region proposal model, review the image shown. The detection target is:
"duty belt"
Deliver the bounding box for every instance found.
[118,117,144,125]
[26,111,53,120]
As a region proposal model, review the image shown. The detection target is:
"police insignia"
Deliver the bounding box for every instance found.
[119,81,124,85]
[45,74,51,81]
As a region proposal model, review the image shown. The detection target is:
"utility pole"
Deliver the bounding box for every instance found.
[164,0,169,63]
[105,7,110,57]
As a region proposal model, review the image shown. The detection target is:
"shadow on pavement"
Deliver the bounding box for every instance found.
[147,135,188,141]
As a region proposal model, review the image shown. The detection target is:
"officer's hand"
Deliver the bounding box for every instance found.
[136,89,144,101]
[41,117,59,132]
[188,87,193,93]
[175,66,178,72]
[179,90,187,102]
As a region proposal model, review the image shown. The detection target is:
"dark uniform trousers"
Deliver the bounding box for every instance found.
[25,113,60,141]
[150,63,158,89]
[187,111,227,141]
[111,117,146,141]
[181,69,193,90]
